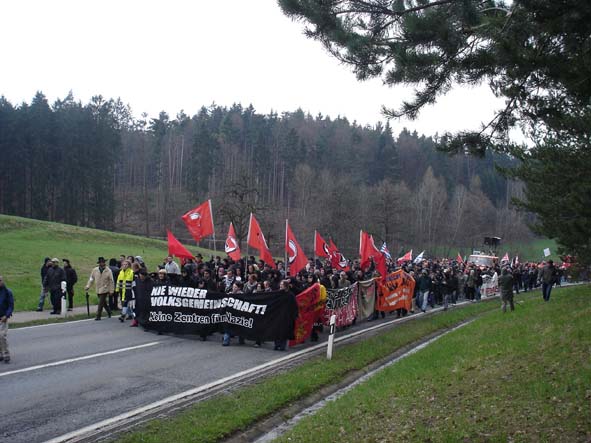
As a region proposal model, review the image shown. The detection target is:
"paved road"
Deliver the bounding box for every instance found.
[0,319,292,443]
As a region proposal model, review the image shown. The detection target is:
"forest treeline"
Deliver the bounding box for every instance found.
[0,92,532,257]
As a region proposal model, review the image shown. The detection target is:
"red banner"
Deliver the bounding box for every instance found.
[377,270,415,312]
[289,283,325,346]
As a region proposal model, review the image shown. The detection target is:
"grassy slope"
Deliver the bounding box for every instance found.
[279,285,591,442]
[0,214,214,311]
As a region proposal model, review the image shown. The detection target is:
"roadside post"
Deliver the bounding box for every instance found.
[61,281,68,317]
[327,314,336,360]
[85,292,90,317]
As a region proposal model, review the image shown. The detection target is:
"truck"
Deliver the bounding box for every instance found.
[467,253,498,268]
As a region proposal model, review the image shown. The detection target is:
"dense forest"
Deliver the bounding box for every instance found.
[0,92,532,257]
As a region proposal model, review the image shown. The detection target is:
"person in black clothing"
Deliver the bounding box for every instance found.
[36,257,52,311]
[135,269,153,329]
[180,266,196,286]
[108,258,120,311]
[44,258,66,315]
[62,259,78,311]
[274,279,299,351]
[198,268,217,292]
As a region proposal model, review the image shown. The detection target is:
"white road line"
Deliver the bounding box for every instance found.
[0,342,160,378]
[13,318,95,330]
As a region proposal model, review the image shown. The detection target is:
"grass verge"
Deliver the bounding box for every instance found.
[278,285,591,442]
[116,296,508,443]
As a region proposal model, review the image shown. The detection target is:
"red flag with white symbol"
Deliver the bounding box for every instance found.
[181,200,215,243]
[328,239,350,272]
[285,221,308,276]
[314,231,330,258]
[225,222,241,261]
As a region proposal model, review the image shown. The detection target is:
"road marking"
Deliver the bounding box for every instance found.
[13,318,95,330]
[0,342,160,378]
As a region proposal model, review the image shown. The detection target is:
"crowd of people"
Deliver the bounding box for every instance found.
[79,252,566,323]
[0,251,568,365]
[38,252,567,323]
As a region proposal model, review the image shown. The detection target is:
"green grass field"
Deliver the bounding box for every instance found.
[279,285,591,442]
[0,214,214,311]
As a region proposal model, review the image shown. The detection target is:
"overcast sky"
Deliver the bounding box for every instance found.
[1,0,505,137]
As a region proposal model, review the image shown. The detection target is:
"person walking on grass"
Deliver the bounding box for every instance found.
[498,268,515,313]
[0,275,14,364]
[541,260,557,302]
[84,257,114,320]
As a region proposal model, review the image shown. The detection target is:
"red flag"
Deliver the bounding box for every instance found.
[166,229,194,260]
[225,222,241,261]
[456,253,464,264]
[328,239,350,271]
[314,231,330,258]
[181,200,215,243]
[396,249,413,264]
[359,231,387,277]
[247,213,276,268]
[286,221,309,276]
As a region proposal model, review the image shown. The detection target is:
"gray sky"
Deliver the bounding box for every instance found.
[1,0,504,137]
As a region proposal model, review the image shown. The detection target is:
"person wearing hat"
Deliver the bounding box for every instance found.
[43,258,67,315]
[84,257,114,320]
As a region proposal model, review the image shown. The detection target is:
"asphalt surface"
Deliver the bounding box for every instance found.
[0,319,292,443]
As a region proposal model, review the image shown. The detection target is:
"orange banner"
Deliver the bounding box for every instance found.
[377,270,415,312]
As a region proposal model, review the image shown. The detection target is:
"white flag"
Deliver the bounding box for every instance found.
[543,248,551,257]
[413,250,425,263]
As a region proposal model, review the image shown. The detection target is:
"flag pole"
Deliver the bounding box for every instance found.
[209,199,217,252]
[313,230,317,260]
[285,219,289,276]
[246,213,252,260]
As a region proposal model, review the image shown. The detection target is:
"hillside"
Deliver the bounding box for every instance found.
[0,214,214,311]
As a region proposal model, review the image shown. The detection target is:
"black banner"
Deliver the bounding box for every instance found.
[145,285,298,341]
